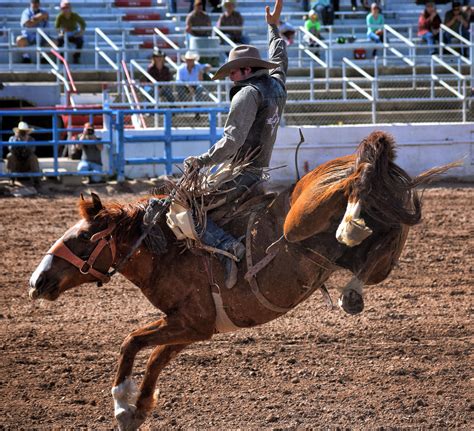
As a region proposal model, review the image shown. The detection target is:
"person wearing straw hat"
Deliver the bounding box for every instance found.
[7,121,40,182]
[176,50,208,105]
[184,0,288,289]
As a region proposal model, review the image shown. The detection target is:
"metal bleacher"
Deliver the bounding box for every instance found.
[0,0,473,126]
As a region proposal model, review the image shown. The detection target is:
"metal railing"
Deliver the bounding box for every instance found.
[342,57,377,123]
[430,55,468,122]
[0,109,114,179]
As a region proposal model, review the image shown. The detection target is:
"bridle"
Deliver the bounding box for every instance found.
[47,223,117,286]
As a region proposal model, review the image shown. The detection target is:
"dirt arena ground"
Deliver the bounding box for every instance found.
[0,181,472,430]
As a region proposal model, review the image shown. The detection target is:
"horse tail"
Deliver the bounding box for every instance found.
[351,131,458,227]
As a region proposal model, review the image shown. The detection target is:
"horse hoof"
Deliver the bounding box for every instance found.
[338,289,364,315]
[116,405,140,431]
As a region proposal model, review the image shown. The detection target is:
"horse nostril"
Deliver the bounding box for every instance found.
[35,273,46,291]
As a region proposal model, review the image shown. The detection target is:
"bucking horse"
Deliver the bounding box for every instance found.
[28,131,456,430]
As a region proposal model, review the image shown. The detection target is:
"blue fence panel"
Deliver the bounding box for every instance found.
[0,107,228,182]
[0,109,115,179]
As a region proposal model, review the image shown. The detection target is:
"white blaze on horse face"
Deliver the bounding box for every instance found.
[29,254,53,291]
[29,220,87,295]
[336,200,373,247]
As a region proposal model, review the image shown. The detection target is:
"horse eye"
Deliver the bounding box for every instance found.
[79,232,91,241]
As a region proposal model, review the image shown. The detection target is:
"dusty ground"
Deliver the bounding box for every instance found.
[0,181,472,430]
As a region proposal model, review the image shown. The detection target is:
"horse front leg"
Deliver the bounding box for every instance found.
[111,317,213,431]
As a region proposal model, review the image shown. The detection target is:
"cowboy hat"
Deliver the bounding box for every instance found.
[220,0,236,7]
[13,121,34,133]
[152,48,165,58]
[212,45,278,80]
[182,50,200,61]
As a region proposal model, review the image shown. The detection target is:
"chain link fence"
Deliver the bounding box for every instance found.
[111,64,473,128]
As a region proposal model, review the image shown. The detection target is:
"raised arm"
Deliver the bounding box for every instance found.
[266,0,288,83]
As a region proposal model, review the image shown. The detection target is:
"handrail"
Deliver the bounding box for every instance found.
[94,27,121,72]
[212,26,237,48]
[154,27,180,50]
[95,27,120,51]
[342,57,376,122]
[121,60,146,129]
[383,24,415,67]
[430,55,467,121]
[439,24,472,66]
[50,50,78,94]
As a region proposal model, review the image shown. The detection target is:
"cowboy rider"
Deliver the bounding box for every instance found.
[184,0,288,289]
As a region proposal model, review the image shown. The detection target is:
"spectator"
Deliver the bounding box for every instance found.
[279,20,296,45]
[176,51,207,106]
[304,10,322,47]
[55,0,86,64]
[7,121,40,183]
[444,2,469,56]
[76,123,103,184]
[216,0,248,44]
[351,0,370,12]
[311,0,334,26]
[366,2,384,56]
[418,2,441,55]
[186,0,212,37]
[17,0,49,64]
[146,48,175,103]
[188,0,221,13]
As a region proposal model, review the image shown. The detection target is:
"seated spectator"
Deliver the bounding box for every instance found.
[351,0,370,12]
[216,0,248,44]
[418,2,441,55]
[311,0,334,26]
[55,0,86,64]
[188,0,221,13]
[366,2,384,56]
[176,51,208,113]
[304,10,322,47]
[146,48,175,103]
[76,123,103,184]
[186,0,212,37]
[17,0,49,64]
[444,2,469,56]
[7,121,40,184]
[279,20,296,45]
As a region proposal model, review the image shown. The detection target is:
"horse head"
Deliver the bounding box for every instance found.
[29,193,116,301]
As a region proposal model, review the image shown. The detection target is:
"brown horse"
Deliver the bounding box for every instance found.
[28,131,455,430]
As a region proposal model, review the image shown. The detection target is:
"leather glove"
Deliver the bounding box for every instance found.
[184,156,203,173]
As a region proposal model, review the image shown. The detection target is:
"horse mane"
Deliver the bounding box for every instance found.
[79,195,169,254]
[352,131,455,227]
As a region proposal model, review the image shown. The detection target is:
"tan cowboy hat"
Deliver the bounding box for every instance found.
[13,121,34,133]
[212,45,278,80]
[182,50,200,61]
[221,0,236,7]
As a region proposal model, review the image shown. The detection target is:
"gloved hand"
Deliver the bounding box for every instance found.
[184,156,203,173]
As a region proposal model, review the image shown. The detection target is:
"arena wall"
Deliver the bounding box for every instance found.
[120,123,474,181]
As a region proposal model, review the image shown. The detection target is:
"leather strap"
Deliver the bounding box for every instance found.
[47,224,116,284]
[245,213,292,314]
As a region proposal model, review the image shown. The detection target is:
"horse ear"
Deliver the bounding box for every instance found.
[91,193,103,212]
[80,193,85,201]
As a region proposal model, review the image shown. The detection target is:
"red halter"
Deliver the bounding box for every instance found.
[47,223,117,284]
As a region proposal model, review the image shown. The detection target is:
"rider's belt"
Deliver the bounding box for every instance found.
[166,202,199,241]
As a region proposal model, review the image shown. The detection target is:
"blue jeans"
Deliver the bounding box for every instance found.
[200,171,261,252]
[367,31,382,43]
[422,31,436,54]
[78,160,102,182]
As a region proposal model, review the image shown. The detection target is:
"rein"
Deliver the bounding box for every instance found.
[47,224,117,286]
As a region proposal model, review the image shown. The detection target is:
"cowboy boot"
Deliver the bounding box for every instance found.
[224,241,246,289]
